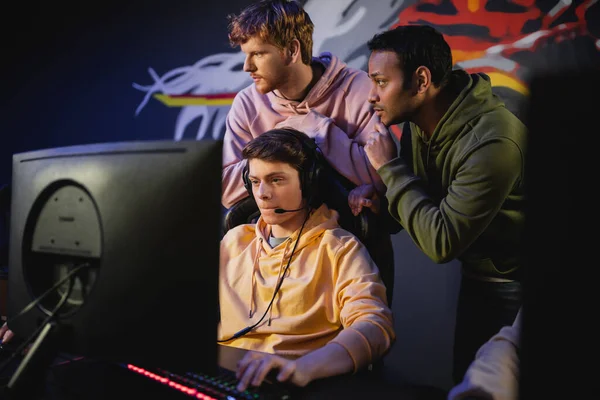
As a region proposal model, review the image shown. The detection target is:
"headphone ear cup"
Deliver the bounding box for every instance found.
[303,155,324,209]
[308,160,323,208]
[270,128,325,209]
[301,166,311,206]
[242,162,253,198]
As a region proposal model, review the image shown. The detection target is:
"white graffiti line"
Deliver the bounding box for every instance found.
[487,20,580,58]
[307,0,407,67]
[485,30,550,54]
[306,0,360,52]
[549,0,572,17]
[310,1,366,42]
[461,25,575,74]
[132,52,248,116]
[512,29,557,49]
[456,55,518,73]
[174,105,231,141]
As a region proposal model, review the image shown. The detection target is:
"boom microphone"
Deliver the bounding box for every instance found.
[274,207,305,214]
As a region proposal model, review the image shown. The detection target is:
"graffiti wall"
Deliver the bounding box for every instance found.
[132,0,599,141]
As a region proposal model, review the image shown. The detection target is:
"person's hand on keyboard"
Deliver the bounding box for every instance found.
[235,351,310,392]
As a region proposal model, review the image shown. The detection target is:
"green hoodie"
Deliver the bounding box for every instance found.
[378,70,527,279]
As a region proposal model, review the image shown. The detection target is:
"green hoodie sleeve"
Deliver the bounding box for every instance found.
[377,137,524,264]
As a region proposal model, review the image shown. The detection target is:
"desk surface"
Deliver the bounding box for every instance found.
[0,344,446,400]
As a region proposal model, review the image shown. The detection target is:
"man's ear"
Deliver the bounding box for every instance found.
[414,66,432,94]
[288,39,301,63]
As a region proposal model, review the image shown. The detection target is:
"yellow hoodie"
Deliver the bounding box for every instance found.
[218,204,395,371]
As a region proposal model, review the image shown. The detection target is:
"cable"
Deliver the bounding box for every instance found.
[0,263,89,376]
[5,262,90,327]
[52,354,84,366]
[218,210,311,343]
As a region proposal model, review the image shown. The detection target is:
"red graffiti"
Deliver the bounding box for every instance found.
[394,0,595,67]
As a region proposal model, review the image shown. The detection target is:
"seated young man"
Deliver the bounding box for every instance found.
[218,128,395,392]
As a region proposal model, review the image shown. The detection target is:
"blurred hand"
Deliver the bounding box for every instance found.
[364,121,397,170]
[348,184,380,215]
[0,322,14,345]
[236,352,311,392]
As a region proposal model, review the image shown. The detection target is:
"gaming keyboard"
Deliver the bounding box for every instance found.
[126,363,292,400]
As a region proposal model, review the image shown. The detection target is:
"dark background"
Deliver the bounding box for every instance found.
[1,0,255,185]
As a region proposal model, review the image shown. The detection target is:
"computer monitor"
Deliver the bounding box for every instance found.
[5,140,222,391]
[520,68,597,400]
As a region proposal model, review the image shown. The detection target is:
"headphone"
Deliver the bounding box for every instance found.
[242,128,324,210]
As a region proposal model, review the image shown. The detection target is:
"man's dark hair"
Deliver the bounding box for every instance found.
[242,128,313,173]
[367,24,453,88]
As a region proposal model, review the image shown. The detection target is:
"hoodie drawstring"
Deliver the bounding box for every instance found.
[249,237,292,325]
[268,239,292,326]
[281,103,301,115]
[248,238,262,318]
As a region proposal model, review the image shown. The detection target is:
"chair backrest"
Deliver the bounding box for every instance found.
[223,196,261,234]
